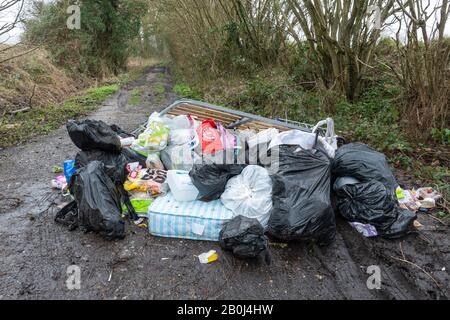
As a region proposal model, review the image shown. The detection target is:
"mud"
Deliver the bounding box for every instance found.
[0,67,449,300]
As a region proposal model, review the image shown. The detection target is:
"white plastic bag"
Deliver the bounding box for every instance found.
[268,118,337,158]
[247,128,279,149]
[162,115,199,146]
[220,165,273,227]
[268,130,317,150]
[312,118,338,157]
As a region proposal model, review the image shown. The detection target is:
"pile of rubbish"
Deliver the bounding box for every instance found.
[52,107,433,263]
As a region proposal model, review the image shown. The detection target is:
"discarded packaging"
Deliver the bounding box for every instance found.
[75,148,146,184]
[122,192,153,218]
[269,126,336,159]
[124,168,168,195]
[420,198,436,209]
[131,112,169,156]
[397,187,441,212]
[120,137,135,147]
[146,152,165,170]
[51,175,67,190]
[349,222,378,237]
[197,119,224,155]
[417,187,441,201]
[63,160,76,184]
[198,250,218,264]
[160,143,197,171]
[52,165,63,173]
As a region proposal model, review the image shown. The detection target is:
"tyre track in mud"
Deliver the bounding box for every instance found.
[0,66,448,300]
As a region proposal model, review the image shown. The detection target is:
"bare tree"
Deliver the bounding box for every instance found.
[282,0,399,100]
[391,0,449,130]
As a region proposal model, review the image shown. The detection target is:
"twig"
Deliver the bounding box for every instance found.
[426,213,448,226]
[399,241,406,260]
[7,107,30,115]
[0,42,22,54]
[389,252,441,289]
[417,233,433,245]
[0,46,40,64]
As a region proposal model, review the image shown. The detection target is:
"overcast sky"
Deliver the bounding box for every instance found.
[0,0,24,44]
[1,0,449,45]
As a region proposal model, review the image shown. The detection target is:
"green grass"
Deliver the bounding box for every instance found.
[173,83,202,100]
[154,83,165,95]
[0,84,119,148]
[118,64,150,86]
[69,84,119,105]
[129,88,142,106]
[157,72,166,80]
[156,59,169,68]
[152,83,166,104]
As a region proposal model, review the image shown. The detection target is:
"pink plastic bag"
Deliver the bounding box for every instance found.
[216,122,236,150]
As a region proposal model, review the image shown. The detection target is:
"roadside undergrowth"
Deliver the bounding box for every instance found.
[173,67,450,217]
[0,58,158,149]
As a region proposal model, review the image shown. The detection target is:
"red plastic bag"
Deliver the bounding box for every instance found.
[197,119,224,154]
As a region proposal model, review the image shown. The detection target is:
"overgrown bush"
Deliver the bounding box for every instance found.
[23,0,147,77]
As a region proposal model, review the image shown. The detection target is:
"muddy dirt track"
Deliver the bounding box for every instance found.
[0,66,449,300]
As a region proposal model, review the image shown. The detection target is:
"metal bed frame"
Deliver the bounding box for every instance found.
[132,99,321,136]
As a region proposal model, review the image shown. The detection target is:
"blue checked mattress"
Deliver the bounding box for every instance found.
[148,192,233,241]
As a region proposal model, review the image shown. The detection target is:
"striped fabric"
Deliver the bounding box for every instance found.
[148,192,233,241]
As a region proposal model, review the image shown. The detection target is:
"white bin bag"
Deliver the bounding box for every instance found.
[220,165,272,227]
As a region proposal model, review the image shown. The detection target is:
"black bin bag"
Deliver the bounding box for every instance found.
[331,143,398,192]
[266,145,336,245]
[75,148,146,184]
[69,161,125,240]
[335,180,416,238]
[332,143,416,238]
[189,164,246,201]
[219,216,270,263]
[67,119,122,152]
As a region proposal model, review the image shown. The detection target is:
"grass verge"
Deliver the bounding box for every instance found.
[0,84,119,148]
[129,88,142,106]
[0,58,157,149]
